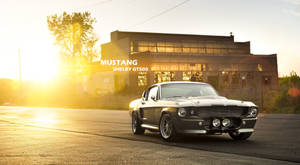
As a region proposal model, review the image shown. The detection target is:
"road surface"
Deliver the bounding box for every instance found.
[0,106,299,165]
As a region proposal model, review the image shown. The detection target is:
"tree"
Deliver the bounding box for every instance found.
[0,79,17,104]
[263,71,300,113]
[47,12,98,71]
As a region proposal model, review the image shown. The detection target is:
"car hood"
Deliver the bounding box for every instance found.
[160,96,256,107]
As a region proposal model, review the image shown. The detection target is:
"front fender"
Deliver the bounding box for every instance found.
[160,107,177,118]
[129,98,142,117]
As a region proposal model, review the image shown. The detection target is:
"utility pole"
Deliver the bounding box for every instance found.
[18,48,22,99]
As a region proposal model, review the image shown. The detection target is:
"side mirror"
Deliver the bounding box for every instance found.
[151,95,156,101]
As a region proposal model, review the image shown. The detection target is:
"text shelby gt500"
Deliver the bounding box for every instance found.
[129,81,258,141]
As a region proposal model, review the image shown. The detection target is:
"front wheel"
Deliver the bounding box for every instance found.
[159,113,177,141]
[132,112,145,134]
[229,132,252,140]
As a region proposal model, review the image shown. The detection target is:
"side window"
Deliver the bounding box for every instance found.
[143,89,149,100]
[147,86,158,101]
[142,91,146,98]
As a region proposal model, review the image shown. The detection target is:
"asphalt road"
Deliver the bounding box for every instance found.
[0,106,299,165]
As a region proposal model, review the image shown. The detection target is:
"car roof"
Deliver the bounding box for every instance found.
[154,81,208,86]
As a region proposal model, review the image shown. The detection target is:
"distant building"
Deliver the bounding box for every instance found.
[100,30,278,106]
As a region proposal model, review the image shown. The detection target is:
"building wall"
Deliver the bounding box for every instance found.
[100,31,279,108]
[85,71,115,96]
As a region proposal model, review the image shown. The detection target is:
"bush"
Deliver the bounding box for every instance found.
[263,71,300,113]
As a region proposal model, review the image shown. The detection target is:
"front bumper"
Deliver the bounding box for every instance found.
[173,116,257,134]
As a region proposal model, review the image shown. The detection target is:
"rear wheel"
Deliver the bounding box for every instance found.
[132,112,145,134]
[159,113,177,141]
[229,132,252,140]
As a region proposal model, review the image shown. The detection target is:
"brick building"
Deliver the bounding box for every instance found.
[100,31,278,106]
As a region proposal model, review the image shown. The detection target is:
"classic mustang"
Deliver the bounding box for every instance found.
[129,81,258,141]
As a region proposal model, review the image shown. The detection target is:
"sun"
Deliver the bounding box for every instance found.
[21,37,59,82]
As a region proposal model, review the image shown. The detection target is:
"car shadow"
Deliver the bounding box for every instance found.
[142,131,257,146]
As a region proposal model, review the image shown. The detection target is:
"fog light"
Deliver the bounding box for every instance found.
[222,118,231,127]
[198,121,203,126]
[212,118,221,127]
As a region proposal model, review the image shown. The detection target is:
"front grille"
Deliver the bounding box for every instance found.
[186,106,248,118]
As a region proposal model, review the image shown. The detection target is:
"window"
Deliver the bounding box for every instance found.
[195,64,206,71]
[179,64,189,71]
[174,47,182,53]
[130,41,134,52]
[241,76,246,88]
[257,64,263,71]
[206,48,213,54]
[138,46,149,52]
[148,46,156,52]
[138,72,147,86]
[183,72,191,81]
[131,40,237,55]
[148,86,158,100]
[154,72,175,83]
[221,71,229,87]
[183,47,190,53]
[263,76,271,85]
[191,48,198,53]
[231,72,239,84]
[165,47,174,53]
[157,46,165,52]
[183,72,203,81]
[131,41,138,52]
[151,64,178,71]
[191,72,203,82]
[199,48,206,54]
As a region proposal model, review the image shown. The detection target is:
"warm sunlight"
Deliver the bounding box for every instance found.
[32,110,57,127]
[21,37,59,82]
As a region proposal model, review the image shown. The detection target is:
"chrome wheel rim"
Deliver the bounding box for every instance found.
[160,116,172,139]
[132,114,137,133]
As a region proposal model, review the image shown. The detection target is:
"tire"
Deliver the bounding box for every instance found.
[132,112,145,134]
[159,113,177,142]
[229,132,252,140]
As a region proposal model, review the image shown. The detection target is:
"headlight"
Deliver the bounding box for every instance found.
[248,107,258,117]
[212,118,221,127]
[222,118,231,127]
[178,108,187,117]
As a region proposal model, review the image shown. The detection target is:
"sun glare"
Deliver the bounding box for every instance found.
[21,37,59,82]
[32,110,57,127]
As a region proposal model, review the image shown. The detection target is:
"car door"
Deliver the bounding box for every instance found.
[141,86,158,125]
[153,85,162,125]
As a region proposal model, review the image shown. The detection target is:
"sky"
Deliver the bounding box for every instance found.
[0,0,299,80]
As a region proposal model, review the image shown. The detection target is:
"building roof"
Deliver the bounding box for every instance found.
[111,30,235,42]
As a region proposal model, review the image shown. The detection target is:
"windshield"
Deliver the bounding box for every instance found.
[161,83,218,98]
